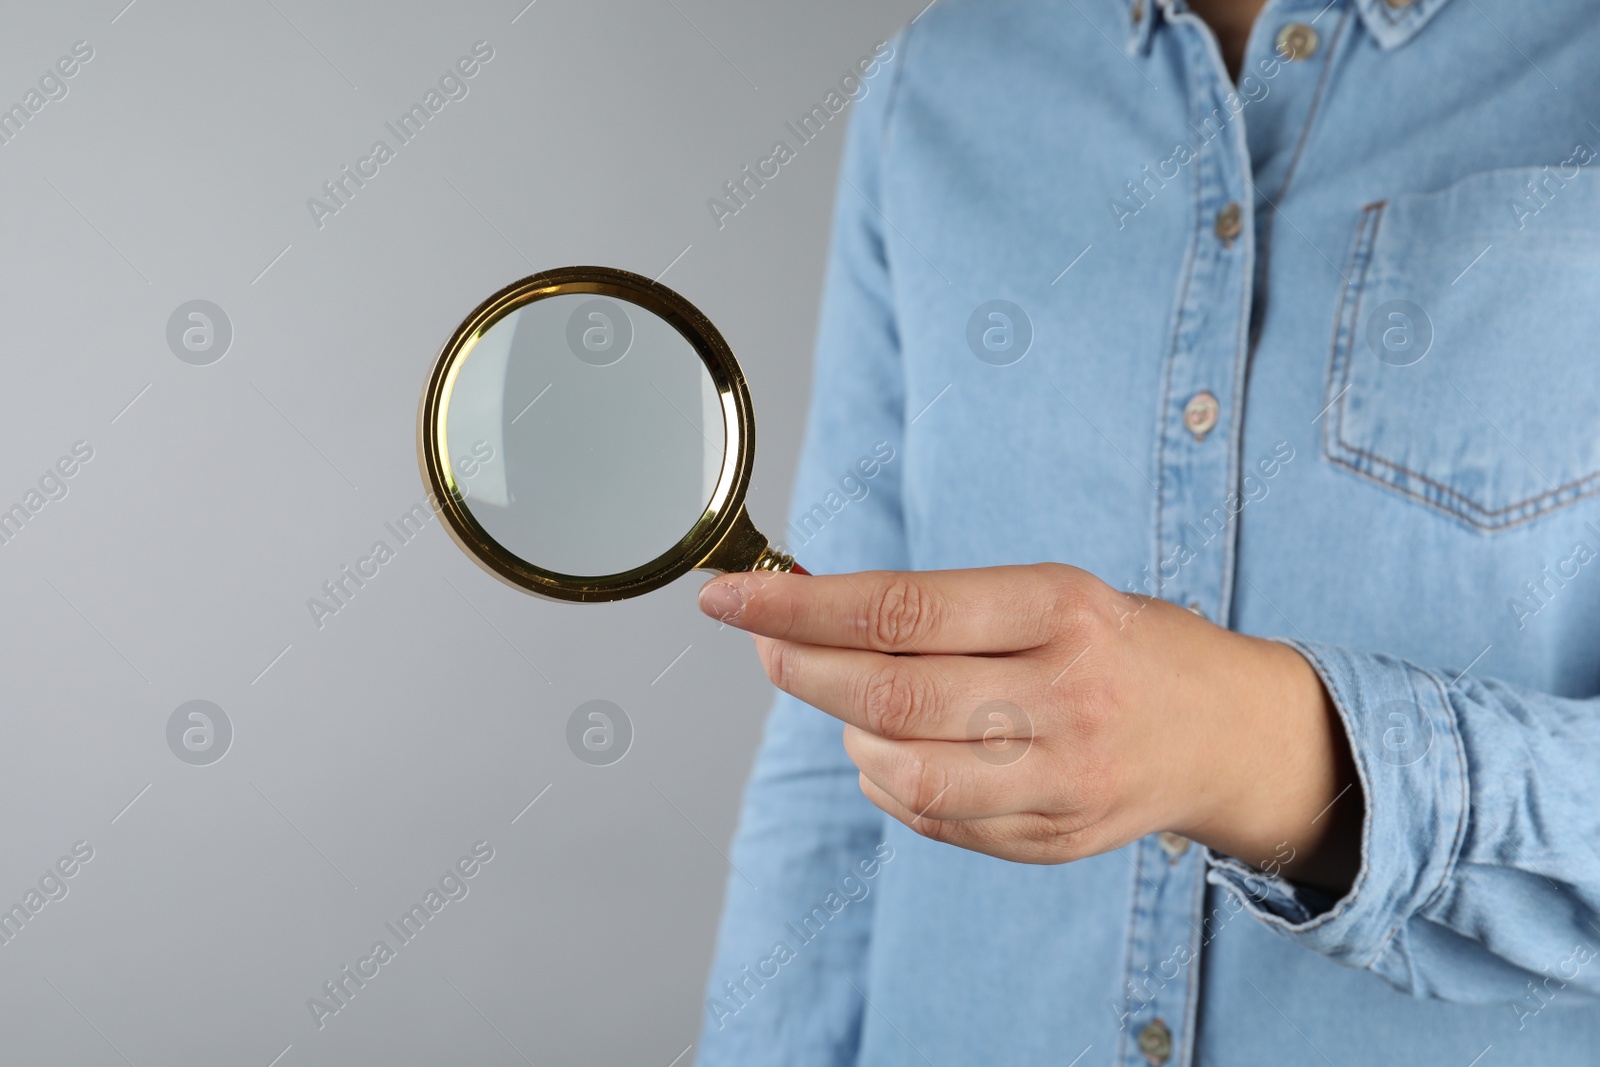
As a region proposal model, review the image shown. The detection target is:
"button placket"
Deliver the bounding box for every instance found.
[1120,2,1298,1060]
[1117,835,1205,1067]
[1127,18,1261,1063]
[1153,143,1252,624]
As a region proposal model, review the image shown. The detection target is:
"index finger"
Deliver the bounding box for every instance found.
[698,565,1065,653]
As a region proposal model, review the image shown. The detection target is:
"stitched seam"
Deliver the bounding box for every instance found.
[1322,453,1502,529]
[1330,437,1600,523]
[1178,854,1207,1067]
[1272,5,1350,207]
[1330,201,1382,461]
[1218,175,1254,626]
[1323,640,1378,946]
[1248,4,1350,350]
[1224,9,1354,626]
[1315,640,1376,942]
[1322,202,1380,463]
[1204,858,1311,932]
[1414,670,1470,918]
[1365,919,1407,971]
[1115,841,1149,1067]
[1150,89,1207,606]
[1323,451,1600,533]
[1328,202,1382,467]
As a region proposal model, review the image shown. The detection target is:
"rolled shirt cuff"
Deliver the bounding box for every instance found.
[1204,640,1469,972]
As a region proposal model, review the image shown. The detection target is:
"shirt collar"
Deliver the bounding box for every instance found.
[1349,0,1456,49]
[1123,0,1457,54]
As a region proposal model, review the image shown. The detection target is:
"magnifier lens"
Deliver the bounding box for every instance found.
[443,292,725,578]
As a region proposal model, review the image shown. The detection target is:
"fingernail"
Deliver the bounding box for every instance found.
[699,580,744,622]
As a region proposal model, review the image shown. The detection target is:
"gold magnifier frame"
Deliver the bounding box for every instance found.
[418,265,802,604]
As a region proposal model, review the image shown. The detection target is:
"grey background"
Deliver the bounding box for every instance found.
[0,1,920,1063]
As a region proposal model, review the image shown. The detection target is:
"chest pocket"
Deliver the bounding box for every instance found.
[1323,163,1600,531]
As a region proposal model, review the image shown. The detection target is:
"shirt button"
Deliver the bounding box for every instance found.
[1384,0,1413,7]
[1183,391,1219,439]
[1138,1018,1173,1065]
[1275,22,1319,60]
[1214,201,1242,245]
[1158,831,1191,858]
[1131,0,1145,24]
[1186,601,1206,620]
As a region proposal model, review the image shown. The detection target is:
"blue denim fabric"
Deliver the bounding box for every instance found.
[699,1,1600,1063]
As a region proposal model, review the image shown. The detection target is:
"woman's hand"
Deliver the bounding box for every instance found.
[699,564,1362,893]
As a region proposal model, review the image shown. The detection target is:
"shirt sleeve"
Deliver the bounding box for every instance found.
[695,36,909,1067]
[1206,638,1600,1010]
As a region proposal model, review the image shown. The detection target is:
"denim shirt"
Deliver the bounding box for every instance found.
[699,0,1600,1063]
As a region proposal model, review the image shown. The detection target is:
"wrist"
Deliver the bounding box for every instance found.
[1160,621,1361,893]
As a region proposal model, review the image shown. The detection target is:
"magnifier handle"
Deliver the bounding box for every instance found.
[790,563,810,576]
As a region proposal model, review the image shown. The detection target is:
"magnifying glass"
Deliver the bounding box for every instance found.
[417,265,807,604]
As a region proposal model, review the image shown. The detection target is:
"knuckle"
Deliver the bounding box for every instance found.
[763,640,798,692]
[1038,564,1124,644]
[772,577,808,638]
[1048,581,1105,647]
[868,576,940,650]
[1034,560,1076,602]
[1067,669,1117,738]
[899,750,951,820]
[1047,748,1115,830]
[1078,769,1115,825]
[858,663,930,738]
